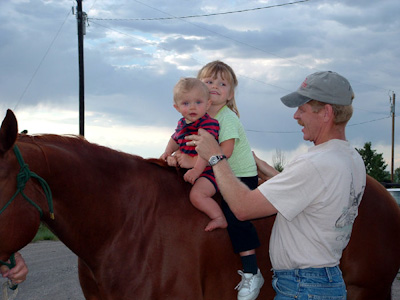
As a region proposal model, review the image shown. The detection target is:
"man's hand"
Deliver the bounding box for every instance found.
[0,252,28,285]
[186,129,223,161]
[253,152,280,183]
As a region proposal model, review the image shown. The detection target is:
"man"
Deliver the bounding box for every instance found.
[188,71,366,299]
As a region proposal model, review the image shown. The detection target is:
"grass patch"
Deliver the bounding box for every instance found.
[32,223,58,242]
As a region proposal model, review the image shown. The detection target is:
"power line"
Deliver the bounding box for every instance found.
[87,0,393,95]
[348,116,394,127]
[15,1,394,133]
[91,1,393,96]
[130,1,392,94]
[246,115,396,135]
[14,9,72,110]
[89,0,311,21]
[89,19,294,93]
[89,20,176,53]
[88,1,312,91]
[246,129,299,134]
[88,5,393,104]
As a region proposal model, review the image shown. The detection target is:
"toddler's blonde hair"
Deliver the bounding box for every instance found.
[173,77,210,104]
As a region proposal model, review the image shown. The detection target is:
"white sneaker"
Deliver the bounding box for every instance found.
[235,269,264,300]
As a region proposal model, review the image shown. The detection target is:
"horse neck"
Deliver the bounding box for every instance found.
[18,136,129,258]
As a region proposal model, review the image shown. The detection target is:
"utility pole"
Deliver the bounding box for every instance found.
[391,92,396,182]
[76,0,87,136]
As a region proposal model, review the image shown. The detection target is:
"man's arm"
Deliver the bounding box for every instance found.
[187,129,278,220]
[253,151,280,182]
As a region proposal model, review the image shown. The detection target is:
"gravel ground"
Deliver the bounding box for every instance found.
[393,274,400,299]
[1,241,84,300]
[0,241,399,300]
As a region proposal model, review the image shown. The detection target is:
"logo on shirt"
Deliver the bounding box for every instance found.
[335,180,363,228]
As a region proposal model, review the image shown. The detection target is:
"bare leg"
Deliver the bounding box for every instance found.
[240,249,256,257]
[190,178,227,231]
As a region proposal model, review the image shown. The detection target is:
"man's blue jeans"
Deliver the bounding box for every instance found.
[272,266,346,299]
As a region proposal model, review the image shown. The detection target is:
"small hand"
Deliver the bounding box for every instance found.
[175,152,196,169]
[160,152,169,161]
[184,168,202,184]
[166,155,178,167]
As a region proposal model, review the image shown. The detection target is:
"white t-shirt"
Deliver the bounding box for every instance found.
[258,139,366,270]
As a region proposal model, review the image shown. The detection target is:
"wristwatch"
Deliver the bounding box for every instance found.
[208,154,227,166]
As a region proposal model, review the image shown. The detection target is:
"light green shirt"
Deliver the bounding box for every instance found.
[215,106,257,177]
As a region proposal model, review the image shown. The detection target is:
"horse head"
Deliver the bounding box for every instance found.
[0,110,43,262]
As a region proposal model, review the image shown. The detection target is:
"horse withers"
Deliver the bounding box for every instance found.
[0,109,399,299]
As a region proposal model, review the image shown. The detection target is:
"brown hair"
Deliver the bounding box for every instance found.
[308,100,353,124]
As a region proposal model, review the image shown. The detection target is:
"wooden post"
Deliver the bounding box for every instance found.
[391,92,396,181]
[76,0,85,136]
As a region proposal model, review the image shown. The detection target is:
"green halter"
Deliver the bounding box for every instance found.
[0,145,55,277]
[0,145,54,219]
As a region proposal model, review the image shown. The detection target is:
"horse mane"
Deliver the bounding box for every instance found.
[16,133,173,170]
[18,133,85,146]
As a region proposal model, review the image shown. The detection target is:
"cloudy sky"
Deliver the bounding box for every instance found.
[1,0,399,172]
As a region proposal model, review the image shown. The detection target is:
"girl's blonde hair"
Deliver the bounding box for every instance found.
[197,60,240,117]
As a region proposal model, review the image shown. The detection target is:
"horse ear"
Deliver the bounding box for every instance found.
[0,109,18,155]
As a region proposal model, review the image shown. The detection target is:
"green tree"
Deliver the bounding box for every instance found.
[394,167,400,182]
[356,142,390,182]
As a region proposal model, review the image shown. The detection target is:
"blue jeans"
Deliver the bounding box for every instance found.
[272,266,346,299]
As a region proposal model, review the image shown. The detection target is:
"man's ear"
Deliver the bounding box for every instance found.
[324,104,334,122]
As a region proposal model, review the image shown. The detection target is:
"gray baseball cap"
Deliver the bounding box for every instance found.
[281,71,354,108]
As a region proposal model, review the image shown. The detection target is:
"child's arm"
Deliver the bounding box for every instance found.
[219,139,235,158]
[183,155,209,184]
[160,138,179,165]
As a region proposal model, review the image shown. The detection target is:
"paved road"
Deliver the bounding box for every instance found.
[0,241,399,300]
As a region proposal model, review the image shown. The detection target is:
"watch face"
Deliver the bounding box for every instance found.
[209,155,225,166]
[209,156,218,166]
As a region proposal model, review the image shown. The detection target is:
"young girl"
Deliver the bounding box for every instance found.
[161,77,227,232]
[176,61,264,300]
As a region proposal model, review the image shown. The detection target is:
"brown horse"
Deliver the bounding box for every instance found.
[0,109,399,300]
